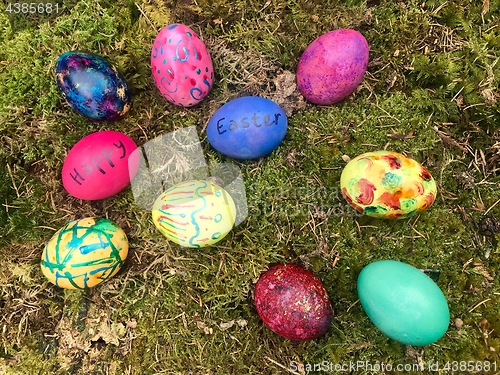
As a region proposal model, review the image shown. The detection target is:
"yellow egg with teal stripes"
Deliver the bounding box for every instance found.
[152,180,237,248]
[340,150,437,219]
[41,218,128,289]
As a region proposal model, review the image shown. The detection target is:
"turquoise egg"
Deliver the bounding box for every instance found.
[357,260,449,346]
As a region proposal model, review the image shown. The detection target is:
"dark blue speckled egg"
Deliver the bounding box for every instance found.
[55,51,131,121]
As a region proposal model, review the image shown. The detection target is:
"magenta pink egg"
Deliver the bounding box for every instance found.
[297,29,369,105]
[62,131,140,200]
[151,23,214,107]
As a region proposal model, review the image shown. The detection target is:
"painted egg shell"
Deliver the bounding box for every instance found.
[206,96,288,159]
[152,180,236,248]
[340,150,437,219]
[55,51,131,121]
[41,217,128,289]
[358,260,450,346]
[151,23,213,107]
[62,131,140,200]
[254,264,333,340]
[297,29,369,105]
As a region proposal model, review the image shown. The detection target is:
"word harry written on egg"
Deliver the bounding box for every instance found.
[62,130,139,200]
[67,140,127,185]
[215,112,283,135]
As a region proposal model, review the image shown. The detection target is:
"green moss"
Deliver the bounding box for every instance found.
[0,172,59,244]
[0,343,60,374]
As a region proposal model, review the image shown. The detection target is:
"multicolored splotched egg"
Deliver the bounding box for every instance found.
[152,180,236,248]
[151,23,214,107]
[55,51,131,121]
[340,151,437,219]
[41,218,129,289]
[254,264,333,340]
[358,260,450,346]
[62,131,140,200]
[297,29,369,105]
[206,96,288,160]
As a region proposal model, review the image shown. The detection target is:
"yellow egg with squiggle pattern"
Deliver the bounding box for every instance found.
[41,217,128,289]
[152,180,237,247]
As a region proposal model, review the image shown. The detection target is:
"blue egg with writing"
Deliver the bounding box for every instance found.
[55,51,131,121]
[206,96,288,160]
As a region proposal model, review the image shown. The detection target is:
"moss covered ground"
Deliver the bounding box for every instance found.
[0,0,499,373]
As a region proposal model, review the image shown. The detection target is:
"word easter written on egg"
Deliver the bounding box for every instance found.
[206,96,288,160]
[215,112,282,134]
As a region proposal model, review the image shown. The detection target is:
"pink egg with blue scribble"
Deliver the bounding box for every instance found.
[151,23,214,107]
[297,29,369,105]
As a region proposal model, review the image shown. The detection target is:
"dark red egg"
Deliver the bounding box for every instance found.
[254,263,333,340]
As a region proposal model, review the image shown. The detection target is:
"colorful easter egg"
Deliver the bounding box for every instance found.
[41,217,129,289]
[206,96,287,159]
[152,180,236,248]
[55,51,131,121]
[357,260,450,346]
[340,150,437,219]
[151,23,213,107]
[254,264,333,340]
[297,29,369,105]
[62,131,140,200]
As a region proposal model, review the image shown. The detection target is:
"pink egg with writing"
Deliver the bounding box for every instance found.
[151,23,214,107]
[62,131,140,200]
[297,29,369,105]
